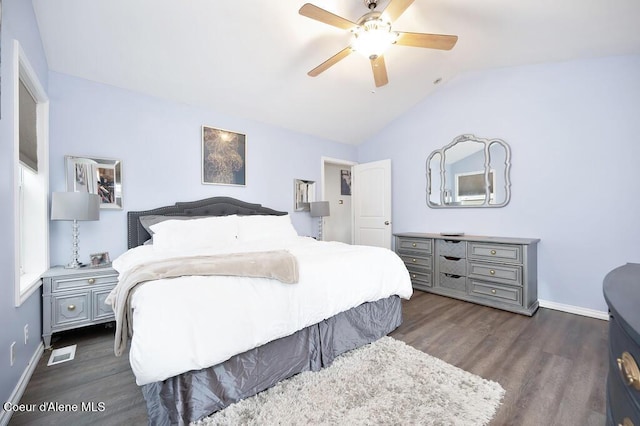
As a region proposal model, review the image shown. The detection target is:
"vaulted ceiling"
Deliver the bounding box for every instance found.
[33,0,640,144]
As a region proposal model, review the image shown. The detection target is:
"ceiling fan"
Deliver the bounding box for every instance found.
[299,0,458,87]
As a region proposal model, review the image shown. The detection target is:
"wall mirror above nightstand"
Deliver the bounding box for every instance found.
[426,134,511,208]
[294,179,316,212]
[65,155,123,209]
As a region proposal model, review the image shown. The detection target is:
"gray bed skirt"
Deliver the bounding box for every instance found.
[141,295,403,425]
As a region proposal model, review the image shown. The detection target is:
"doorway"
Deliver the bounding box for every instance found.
[321,157,357,244]
[321,157,392,248]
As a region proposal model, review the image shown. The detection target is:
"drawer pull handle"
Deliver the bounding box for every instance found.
[444,256,461,261]
[617,351,640,390]
[490,250,497,255]
[68,304,76,311]
[87,278,96,284]
[444,273,462,279]
[491,289,497,294]
[412,258,417,263]
[412,243,417,247]
[411,274,417,279]
[489,270,496,275]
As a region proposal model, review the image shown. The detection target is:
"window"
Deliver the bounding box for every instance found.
[14,41,50,306]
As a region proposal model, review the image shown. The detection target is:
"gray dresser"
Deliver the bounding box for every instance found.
[394,233,539,316]
[604,263,640,426]
[42,266,118,348]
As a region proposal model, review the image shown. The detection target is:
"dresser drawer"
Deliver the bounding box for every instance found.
[439,256,466,276]
[53,293,90,326]
[439,273,466,293]
[408,268,432,287]
[608,367,640,426]
[468,279,522,306]
[52,273,118,292]
[437,239,466,258]
[397,238,432,255]
[609,317,640,404]
[468,242,522,263]
[468,262,522,285]
[400,254,432,270]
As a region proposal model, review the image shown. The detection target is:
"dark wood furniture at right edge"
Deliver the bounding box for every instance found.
[394,233,539,316]
[604,263,640,426]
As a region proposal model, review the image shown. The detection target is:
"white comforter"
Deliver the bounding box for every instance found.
[112,237,412,386]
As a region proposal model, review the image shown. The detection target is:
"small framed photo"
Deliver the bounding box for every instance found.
[89,252,111,268]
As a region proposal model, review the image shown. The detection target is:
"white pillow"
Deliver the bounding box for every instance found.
[150,215,239,251]
[237,214,299,243]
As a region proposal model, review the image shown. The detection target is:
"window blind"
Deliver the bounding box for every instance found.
[19,80,38,172]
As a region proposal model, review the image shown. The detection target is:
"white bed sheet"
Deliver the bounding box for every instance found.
[112,237,412,386]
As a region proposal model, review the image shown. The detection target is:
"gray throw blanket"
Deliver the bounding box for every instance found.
[106,250,299,356]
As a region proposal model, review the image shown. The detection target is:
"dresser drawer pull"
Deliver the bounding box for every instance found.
[412,258,417,263]
[412,243,417,247]
[490,250,497,255]
[619,418,634,426]
[489,270,496,275]
[67,304,76,311]
[444,256,461,261]
[87,278,96,284]
[411,274,417,279]
[491,289,497,294]
[616,351,640,390]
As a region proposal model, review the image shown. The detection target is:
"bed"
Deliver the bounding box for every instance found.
[111,197,412,425]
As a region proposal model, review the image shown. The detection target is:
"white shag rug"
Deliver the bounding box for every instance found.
[193,336,504,425]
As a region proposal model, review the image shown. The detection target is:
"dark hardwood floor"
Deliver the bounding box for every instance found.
[10,291,608,425]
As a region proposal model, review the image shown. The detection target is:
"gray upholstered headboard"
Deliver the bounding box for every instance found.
[127,197,287,249]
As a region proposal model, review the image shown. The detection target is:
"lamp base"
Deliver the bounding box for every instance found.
[64,261,86,269]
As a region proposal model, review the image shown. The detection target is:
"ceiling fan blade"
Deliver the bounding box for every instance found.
[395,32,458,50]
[308,47,353,77]
[382,0,415,23]
[370,55,389,87]
[299,3,357,30]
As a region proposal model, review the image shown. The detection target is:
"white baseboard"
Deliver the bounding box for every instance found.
[538,299,609,321]
[0,342,44,426]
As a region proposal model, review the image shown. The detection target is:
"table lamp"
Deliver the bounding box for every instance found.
[51,192,100,268]
[310,201,330,241]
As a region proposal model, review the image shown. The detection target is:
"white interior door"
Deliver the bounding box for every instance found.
[353,159,392,249]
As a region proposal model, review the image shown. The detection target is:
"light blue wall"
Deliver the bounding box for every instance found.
[358,54,640,312]
[0,0,49,406]
[48,72,357,266]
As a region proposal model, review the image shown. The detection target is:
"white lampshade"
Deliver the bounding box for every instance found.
[51,192,100,221]
[310,201,330,218]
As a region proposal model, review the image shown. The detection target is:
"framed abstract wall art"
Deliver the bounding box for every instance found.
[201,126,246,186]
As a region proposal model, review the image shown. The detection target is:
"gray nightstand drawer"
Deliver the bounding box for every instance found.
[52,273,118,292]
[93,289,115,321]
[397,238,432,254]
[468,279,522,305]
[468,242,522,263]
[53,293,90,326]
[468,262,522,285]
[437,239,466,258]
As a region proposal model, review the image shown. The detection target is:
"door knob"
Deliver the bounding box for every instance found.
[384,221,390,225]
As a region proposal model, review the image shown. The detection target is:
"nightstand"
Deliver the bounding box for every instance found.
[42,266,118,348]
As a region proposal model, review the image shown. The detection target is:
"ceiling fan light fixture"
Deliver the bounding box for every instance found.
[351,19,398,59]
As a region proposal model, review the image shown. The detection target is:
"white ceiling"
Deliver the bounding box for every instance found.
[33,0,640,145]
